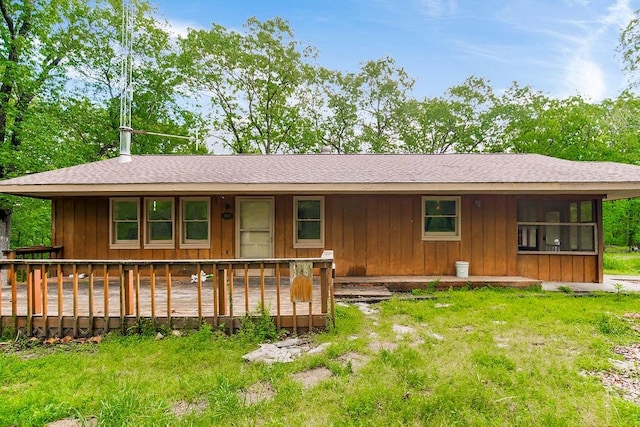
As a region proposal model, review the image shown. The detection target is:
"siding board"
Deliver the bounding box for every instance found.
[505,196,519,276]
[353,196,368,275]
[366,197,379,276]
[63,199,75,258]
[388,196,402,275]
[400,196,413,275]
[470,197,484,275]
[330,195,344,276]
[377,196,391,275]
[483,196,496,275]
[494,195,508,275]
[412,196,424,274]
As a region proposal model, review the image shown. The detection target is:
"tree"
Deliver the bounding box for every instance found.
[355,56,414,153]
[620,9,640,89]
[399,77,496,154]
[0,0,207,254]
[179,17,317,154]
[304,67,361,153]
[0,0,95,260]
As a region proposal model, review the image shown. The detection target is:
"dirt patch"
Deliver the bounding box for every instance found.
[291,366,333,388]
[240,381,276,405]
[368,340,398,352]
[46,418,97,427]
[337,351,370,373]
[597,343,640,404]
[172,400,208,417]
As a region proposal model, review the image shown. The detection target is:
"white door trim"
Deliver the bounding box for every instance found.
[235,196,274,259]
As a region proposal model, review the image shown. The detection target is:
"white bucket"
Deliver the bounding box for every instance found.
[455,261,469,278]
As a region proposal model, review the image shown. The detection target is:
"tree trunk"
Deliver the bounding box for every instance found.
[0,208,9,287]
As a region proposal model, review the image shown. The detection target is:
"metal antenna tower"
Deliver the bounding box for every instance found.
[117,0,200,162]
[118,0,133,163]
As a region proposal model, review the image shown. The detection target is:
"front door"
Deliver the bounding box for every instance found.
[236,197,274,260]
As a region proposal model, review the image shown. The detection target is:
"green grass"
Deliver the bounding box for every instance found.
[3,289,640,425]
[604,249,640,275]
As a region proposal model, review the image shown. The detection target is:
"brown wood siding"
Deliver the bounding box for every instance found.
[52,194,601,282]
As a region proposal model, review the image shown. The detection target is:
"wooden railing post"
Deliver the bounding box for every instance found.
[26,264,32,336]
[11,263,17,334]
[165,264,172,329]
[124,269,134,316]
[29,268,42,315]
[103,265,109,334]
[217,266,226,316]
[149,264,156,327]
[88,264,94,337]
[72,264,79,337]
[57,265,63,337]
[41,264,48,337]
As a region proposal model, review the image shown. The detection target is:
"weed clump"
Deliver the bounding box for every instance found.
[237,307,279,343]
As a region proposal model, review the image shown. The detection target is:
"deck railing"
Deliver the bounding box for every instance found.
[0,251,335,338]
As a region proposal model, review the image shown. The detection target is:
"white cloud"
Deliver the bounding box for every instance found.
[165,18,204,38]
[418,0,457,18]
[563,56,607,100]
[556,0,633,100]
[602,0,633,27]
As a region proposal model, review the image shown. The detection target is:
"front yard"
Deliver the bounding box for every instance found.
[2,287,640,426]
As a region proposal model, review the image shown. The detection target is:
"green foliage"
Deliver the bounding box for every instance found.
[179,17,318,154]
[557,285,574,295]
[98,384,171,426]
[603,251,640,275]
[8,196,50,248]
[594,313,630,336]
[237,307,279,343]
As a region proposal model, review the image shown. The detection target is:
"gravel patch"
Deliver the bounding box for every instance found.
[598,343,640,404]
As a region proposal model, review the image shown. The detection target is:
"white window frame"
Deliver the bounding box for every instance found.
[293,196,325,248]
[109,198,140,249]
[422,196,461,241]
[144,197,175,249]
[179,197,211,249]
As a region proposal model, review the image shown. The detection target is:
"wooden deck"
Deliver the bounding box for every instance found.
[0,256,335,338]
[1,276,328,337]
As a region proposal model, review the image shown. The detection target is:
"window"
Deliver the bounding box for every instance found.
[180,198,210,248]
[145,197,174,248]
[110,198,140,249]
[517,199,596,254]
[422,196,461,241]
[294,197,324,248]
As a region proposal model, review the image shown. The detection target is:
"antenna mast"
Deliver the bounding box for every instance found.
[117,0,201,160]
[118,0,133,163]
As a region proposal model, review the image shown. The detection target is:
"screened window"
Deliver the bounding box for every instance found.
[110,198,140,249]
[517,199,596,253]
[422,197,461,241]
[294,197,324,248]
[145,197,174,248]
[180,198,210,248]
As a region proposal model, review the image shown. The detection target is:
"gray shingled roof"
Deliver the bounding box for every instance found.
[2,153,640,199]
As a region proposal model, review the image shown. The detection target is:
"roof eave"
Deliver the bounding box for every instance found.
[0,182,638,199]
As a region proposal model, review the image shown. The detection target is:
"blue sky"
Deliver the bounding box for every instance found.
[154,0,638,101]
